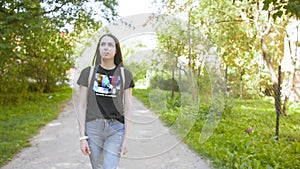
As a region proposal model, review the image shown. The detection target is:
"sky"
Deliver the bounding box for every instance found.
[112,0,162,49]
[116,0,161,18]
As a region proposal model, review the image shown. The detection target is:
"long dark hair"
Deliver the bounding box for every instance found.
[93,33,123,66]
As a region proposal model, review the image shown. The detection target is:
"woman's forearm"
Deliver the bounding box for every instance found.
[78,85,88,137]
[124,88,133,139]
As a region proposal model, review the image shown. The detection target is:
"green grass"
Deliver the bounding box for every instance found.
[0,86,72,167]
[133,88,300,169]
[133,88,151,108]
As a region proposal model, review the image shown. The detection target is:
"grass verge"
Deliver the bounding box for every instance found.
[133,88,300,169]
[0,86,72,167]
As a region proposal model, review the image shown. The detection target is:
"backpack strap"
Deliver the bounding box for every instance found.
[120,67,126,106]
[120,67,125,90]
[88,66,94,89]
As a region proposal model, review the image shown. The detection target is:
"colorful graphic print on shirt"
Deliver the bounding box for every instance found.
[93,73,121,97]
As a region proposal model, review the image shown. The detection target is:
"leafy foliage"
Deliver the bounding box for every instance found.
[263,0,300,19]
[233,0,300,19]
[0,0,118,104]
[134,88,300,169]
[149,1,300,168]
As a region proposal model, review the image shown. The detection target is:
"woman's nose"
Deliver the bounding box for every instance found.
[103,45,108,50]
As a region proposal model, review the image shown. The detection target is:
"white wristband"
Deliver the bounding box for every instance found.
[79,136,89,141]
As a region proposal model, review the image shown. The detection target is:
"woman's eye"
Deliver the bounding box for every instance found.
[100,42,115,48]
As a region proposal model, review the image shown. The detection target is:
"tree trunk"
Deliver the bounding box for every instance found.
[282,95,289,116]
[261,37,282,114]
[261,37,278,84]
[282,29,298,115]
[171,68,174,99]
[282,70,297,116]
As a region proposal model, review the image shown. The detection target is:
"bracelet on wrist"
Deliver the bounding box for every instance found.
[79,136,89,141]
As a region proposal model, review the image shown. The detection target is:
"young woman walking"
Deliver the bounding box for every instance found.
[77,33,134,169]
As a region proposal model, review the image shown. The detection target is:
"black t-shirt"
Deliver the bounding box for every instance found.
[77,65,134,123]
[93,65,134,123]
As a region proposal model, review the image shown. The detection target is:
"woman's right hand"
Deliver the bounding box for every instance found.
[80,140,91,155]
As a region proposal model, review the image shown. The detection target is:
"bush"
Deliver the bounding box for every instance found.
[134,88,300,169]
[150,76,179,91]
[0,86,72,167]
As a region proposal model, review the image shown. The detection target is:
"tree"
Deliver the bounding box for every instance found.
[234,0,300,19]
[263,0,300,19]
[239,0,298,115]
[0,0,118,104]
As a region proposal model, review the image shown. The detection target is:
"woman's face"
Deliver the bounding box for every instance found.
[99,36,116,61]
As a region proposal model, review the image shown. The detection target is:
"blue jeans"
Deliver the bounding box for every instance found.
[86,119,125,169]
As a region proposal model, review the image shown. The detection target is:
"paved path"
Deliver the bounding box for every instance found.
[2,96,212,169]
